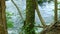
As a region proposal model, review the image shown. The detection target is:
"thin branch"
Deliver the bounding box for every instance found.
[35,1,46,27]
[35,26,44,28]
[40,22,58,34]
[11,0,24,20]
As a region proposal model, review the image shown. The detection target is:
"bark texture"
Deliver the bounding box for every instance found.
[0,0,8,34]
[25,0,36,34]
[54,0,58,22]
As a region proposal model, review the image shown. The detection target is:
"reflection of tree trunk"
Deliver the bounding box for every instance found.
[25,0,36,34]
[35,0,46,28]
[0,0,8,34]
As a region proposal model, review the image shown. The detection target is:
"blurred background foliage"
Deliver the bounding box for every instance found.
[6,11,14,28]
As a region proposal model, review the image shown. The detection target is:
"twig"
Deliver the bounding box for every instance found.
[35,26,44,28]
[11,0,24,20]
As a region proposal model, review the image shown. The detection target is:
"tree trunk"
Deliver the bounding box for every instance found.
[25,0,36,34]
[54,0,58,22]
[0,0,8,34]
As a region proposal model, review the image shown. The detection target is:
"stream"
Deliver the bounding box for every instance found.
[6,0,60,34]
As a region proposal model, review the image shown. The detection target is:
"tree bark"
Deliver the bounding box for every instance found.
[54,0,58,22]
[25,0,36,34]
[0,0,8,34]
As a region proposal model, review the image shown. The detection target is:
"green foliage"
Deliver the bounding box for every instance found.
[7,20,13,28]
[21,23,36,34]
[6,11,14,28]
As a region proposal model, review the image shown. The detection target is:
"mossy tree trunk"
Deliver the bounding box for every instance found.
[54,0,58,22]
[25,0,36,34]
[0,0,8,34]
